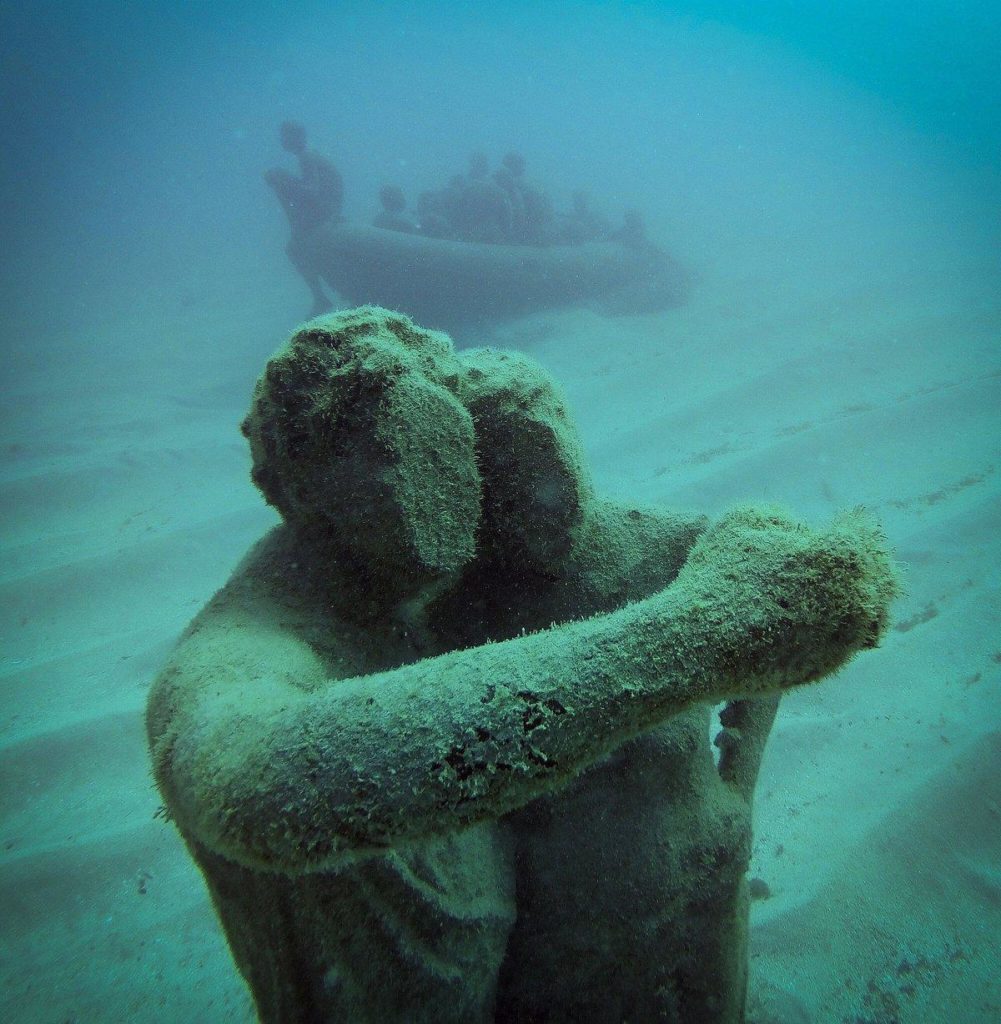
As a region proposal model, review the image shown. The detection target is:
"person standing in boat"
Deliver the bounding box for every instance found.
[265,120,343,316]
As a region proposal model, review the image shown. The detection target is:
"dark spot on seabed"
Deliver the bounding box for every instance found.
[893,603,938,632]
[748,877,771,901]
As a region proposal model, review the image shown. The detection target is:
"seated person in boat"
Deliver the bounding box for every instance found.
[493,151,556,246]
[447,154,514,244]
[415,153,511,244]
[418,152,558,247]
[556,190,614,245]
[390,150,648,256]
[416,185,455,239]
[372,185,417,233]
[611,209,658,252]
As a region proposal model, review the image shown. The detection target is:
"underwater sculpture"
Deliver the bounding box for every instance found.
[262,128,686,330]
[293,222,689,334]
[147,306,896,1023]
[265,120,344,318]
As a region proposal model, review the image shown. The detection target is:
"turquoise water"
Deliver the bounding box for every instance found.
[3,2,998,328]
[1,4,999,1023]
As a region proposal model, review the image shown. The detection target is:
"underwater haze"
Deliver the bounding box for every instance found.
[1,2,999,1022]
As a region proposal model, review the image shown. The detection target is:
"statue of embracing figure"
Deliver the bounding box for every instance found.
[148,306,896,1023]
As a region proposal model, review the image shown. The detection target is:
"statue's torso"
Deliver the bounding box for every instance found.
[191,525,754,1022]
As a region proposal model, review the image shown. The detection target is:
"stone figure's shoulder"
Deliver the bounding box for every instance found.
[169,525,394,691]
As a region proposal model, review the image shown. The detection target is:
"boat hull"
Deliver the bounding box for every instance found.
[297,222,689,333]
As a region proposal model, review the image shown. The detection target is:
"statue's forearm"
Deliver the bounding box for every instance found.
[158,591,709,874]
[152,508,894,875]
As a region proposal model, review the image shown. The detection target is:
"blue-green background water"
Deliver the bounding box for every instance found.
[1,4,999,1023]
[3,1,999,333]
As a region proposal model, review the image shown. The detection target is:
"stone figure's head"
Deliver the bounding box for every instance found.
[455,347,592,571]
[242,308,477,599]
[280,120,307,155]
[241,308,592,604]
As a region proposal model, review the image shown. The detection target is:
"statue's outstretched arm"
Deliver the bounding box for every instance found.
[148,506,894,876]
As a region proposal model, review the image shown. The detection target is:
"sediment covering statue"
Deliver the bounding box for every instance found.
[147,306,896,1023]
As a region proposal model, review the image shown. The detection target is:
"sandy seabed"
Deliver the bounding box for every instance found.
[1,200,999,1024]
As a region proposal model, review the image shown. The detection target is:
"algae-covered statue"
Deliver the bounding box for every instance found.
[147,307,896,1023]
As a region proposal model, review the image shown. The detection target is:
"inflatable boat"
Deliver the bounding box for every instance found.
[297,221,689,334]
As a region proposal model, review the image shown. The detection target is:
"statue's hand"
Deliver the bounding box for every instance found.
[666,506,897,696]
